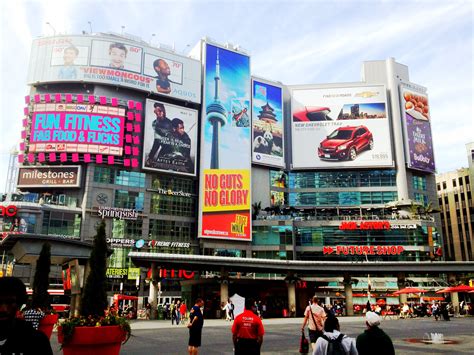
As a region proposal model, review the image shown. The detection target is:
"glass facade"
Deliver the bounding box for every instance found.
[114,190,144,210]
[150,175,196,217]
[41,211,81,237]
[289,170,396,188]
[94,166,146,187]
[412,175,427,191]
[148,219,195,242]
[289,191,397,206]
[252,226,293,245]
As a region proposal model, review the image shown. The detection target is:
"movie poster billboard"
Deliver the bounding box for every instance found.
[291,85,393,169]
[142,99,198,176]
[251,79,284,167]
[27,35,201,103]
[400,83,436,173]
[199,43,251,241]
[28,103,125,156]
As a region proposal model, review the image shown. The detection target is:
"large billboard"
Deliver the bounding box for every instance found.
[251,79,284,167]
[400,83,436,173]
[28,103,125,156]
[199,43,251,241]
[142,99,198,176]
[27,35,201,103]
[291,85,393,169]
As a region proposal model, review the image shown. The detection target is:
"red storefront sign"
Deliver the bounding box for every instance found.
[339,221,391,230]
[0,205,18,217]
[146,268,195,280]
[323,245,405,255]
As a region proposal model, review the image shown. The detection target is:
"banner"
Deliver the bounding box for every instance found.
[142,99,198,176]
[291,85,393,169]
[17,166,81,188]
[29,103,125,156]
[251,79,284,167]
[28,35,201,103]
[199,43,251,240]
[400,83,436,173]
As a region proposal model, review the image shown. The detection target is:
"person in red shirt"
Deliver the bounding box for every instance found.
[232,298,265,355]
[180,301,188,324]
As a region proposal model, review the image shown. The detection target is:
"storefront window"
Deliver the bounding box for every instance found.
[114,190,144,210]
[94,167,145,187]
[41,211,81,237]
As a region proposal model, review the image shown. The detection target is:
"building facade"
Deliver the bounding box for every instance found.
[0,34,444,315]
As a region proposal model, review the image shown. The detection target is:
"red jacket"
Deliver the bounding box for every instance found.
[232,310,265,339]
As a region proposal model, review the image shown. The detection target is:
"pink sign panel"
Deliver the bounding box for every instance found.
[29,111,125,156]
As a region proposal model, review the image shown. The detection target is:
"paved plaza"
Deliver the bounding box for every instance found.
[49,316,474,354]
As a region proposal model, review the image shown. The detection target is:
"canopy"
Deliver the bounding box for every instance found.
[393,287,427,295]
[436,285,474,293]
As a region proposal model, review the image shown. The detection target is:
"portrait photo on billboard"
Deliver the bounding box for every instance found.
[252,80,284,167]
[143,99,198,176]
[400,85,435,173]
[200,43,251,241]
[90,40,142,73]
[50,44,89,80]
[143,54,184,95]
[291,85,393,169]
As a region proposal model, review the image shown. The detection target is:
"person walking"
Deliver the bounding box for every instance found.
[313,315,358,355]
[0,277,53,354]
[302,296,327,352]
[232,298,265,355]
[176,300,182,325]
[187,298,204,355]
[356,312,394,355]
[180,301,188,324]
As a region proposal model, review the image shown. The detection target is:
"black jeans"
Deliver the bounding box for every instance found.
[235,338,260,355]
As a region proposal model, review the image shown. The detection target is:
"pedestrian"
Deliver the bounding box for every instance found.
[180,301,188,324]
[301,296,327,352]
[313,315,358,355]
[22,302,45,330]
[187,298,204,355]
[356,311,394,355]
[232,298,265,355]
[224,299,233,321]
[0,277,53,354]
[176,300,182,325]
[171,301,176,325]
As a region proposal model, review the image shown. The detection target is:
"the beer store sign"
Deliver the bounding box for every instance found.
[98,206,138,220]
[149,187,193,198]
[17,166,81,188]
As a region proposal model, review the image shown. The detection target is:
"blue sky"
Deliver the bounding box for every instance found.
[0,0,472,189]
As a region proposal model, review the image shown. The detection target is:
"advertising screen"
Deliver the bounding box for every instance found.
[251,79,284,167]
[28,103,125,156]
[28,35,201,103]
[199,43,251,241]
[142,99,198,176]
[291,85,393,169]
[400,83,436,173]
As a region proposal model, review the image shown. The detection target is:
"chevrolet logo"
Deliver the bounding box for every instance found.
[355,91,378,98]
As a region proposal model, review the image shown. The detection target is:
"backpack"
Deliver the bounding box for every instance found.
[321,334,345,355]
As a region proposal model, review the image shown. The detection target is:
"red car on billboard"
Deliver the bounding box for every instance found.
[318,125,373,161]
[293,107,332,122]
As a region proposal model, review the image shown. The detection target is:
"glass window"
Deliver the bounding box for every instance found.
[149,219,195,243]
[41,211,81,237]
[114,190,144,210]
[94,167,145,187]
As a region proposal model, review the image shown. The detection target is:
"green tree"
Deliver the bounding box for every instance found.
[32,242,51,309]
[81,221,108,317]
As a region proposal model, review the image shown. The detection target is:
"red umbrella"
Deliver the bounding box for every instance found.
[393,287,427,295]
[437,285,474,293]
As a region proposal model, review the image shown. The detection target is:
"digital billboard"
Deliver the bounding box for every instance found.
[400,83,436,173]
[27,35,201,103]
[199,42,251,241]
[29,103,125,156]
[251,79,284,167]
[291,85,393,169]
[142,99,198,176]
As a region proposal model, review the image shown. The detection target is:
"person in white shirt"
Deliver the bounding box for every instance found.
[302,296,327,351]
[313,315,358,355]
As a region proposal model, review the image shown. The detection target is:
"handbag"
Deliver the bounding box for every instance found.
[299,330,309,354]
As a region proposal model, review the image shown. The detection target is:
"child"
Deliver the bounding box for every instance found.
[58,45,79,79]
[109,42,127,69]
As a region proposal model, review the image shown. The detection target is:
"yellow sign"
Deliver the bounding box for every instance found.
[128,268,140,280]
[203,169,250,212]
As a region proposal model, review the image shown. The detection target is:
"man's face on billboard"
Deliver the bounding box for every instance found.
[175,123,185,136]
[110,47,127,67]
[158,60,171,76]
[154,106,165,119]
[63,49,77,65]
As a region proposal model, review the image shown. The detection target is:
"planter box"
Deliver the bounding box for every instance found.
[39,314,59,339]
[58,325,126,355]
